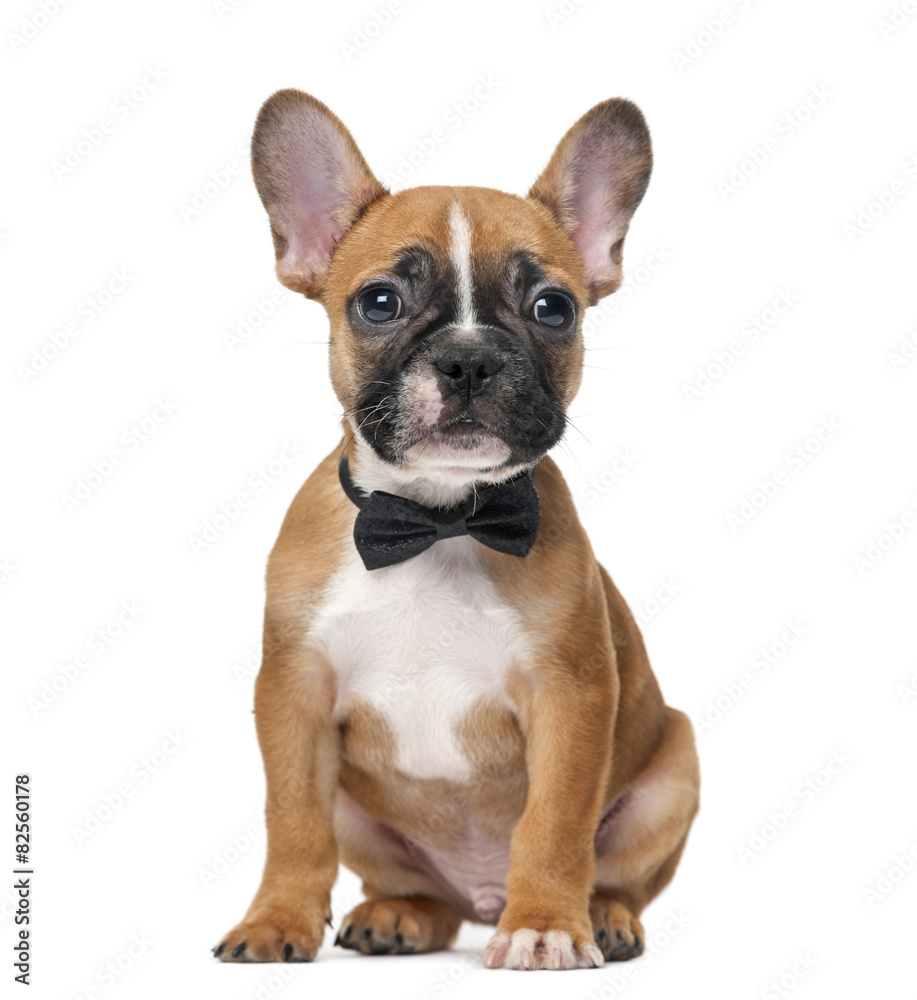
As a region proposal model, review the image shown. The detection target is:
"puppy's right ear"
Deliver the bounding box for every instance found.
[251,90,387,297]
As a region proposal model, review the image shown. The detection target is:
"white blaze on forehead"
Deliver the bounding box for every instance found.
[448,200,476,328]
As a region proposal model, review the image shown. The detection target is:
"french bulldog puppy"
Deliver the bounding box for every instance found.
[214,90,699,971]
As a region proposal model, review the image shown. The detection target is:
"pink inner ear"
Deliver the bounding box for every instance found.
[275,127,357,285]
[568,162,626,286]
[573,218,620,285]
[280,199,342,281]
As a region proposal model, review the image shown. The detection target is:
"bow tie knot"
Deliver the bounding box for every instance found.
[430,508,471,542]
[339,454,541,571]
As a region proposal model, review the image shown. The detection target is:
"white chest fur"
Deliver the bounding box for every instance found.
[312,536,527,782]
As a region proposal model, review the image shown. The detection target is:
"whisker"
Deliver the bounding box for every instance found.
[562,414,590,445]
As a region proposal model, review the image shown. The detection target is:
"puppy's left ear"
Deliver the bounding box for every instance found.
[529,99,652,303]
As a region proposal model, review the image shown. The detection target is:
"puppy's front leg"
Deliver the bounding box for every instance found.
[484,633,617,971]
[216,640,338,963]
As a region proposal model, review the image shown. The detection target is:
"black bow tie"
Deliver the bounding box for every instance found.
[338,454,541,571]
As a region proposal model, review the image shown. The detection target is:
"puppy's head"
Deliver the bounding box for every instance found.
[251,90,651,480]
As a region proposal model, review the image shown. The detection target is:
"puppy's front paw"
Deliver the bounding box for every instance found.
[213,907,327,963]
[482,927,603,971]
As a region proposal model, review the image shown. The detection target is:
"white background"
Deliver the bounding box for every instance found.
[3,0,916,997]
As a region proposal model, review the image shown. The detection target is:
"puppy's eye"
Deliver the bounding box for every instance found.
[531,294,573,329]
[359,288,403,323]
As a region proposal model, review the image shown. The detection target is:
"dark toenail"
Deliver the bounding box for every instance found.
[333,934,341,946]
[282,943,293,962]
[394,932,404,947]
[342,925,352,940]
[616,929,625,943]
[232,942,246,958]
[213,943,225,956]
[634,934,644,956]
[325,916,334,928]
[597,929,607,944]
[362,927,373,940]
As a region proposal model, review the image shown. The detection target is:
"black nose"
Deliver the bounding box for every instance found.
[435,347,503,396]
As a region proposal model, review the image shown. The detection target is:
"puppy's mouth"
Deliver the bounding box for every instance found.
[403,416,511,466]
[424,417,493,444]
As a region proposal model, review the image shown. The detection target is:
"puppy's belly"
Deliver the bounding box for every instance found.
[313,536,530,783]
[412,819,512,921]
[335,785,514,922]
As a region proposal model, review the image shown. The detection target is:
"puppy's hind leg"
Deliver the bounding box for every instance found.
[591,708,699,962]
[336,896,462,955]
